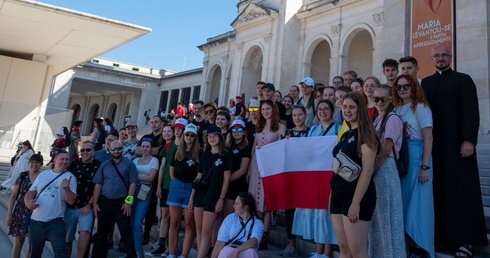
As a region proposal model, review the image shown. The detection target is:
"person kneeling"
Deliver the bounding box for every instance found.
[211,192,263,258]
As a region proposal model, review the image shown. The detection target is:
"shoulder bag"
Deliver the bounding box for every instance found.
[332,150,361,182]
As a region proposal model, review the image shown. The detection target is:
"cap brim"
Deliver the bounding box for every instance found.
[173,124,186,129]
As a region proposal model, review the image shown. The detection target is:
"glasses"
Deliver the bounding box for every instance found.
[231,128,244,133]
[184,133,196,138]
[110,147,123,152]
[372,96,391,104]
[204,109,215,115]
[248,107,259,112]
[291,103,304,109]
[80,148,93,153]
[431,53,451,59]
[396,84,411,91]
[317,108,331,112]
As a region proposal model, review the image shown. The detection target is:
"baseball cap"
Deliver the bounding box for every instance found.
[230,119,246,129]
[173,118,188,129]
[56,130,64,136]
[183,124,198,134]
[205,125,224,139]
[300,77,315,87]
[261,83,275,91]
[248,99,260,108]
[126,120,138,127]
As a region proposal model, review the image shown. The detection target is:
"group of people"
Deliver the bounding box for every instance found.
[3,43,487,258]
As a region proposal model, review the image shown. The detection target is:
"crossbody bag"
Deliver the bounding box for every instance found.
[24,170,67,230]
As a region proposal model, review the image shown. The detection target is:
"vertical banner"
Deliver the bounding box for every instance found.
[411,0,454,78]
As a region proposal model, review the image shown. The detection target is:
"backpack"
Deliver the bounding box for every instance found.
[386,114,409,177]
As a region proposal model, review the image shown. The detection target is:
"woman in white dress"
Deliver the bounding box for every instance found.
[2,140,34,190]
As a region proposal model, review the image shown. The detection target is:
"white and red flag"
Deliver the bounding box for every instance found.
[255,136,337,210]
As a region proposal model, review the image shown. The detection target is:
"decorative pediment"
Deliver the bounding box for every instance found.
[231,3,278,29]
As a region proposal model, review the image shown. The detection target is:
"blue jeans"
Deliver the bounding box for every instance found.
[132,184,151,252]
[29,218,68,258]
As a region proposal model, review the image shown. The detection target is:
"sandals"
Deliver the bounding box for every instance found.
[455,245,473,258]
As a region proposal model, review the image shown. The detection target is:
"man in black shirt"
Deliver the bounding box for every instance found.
[65,141,101,258]
[136,115,166,245]
[261,83,287,125]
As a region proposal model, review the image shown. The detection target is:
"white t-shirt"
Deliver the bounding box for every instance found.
[133,157,159,177]
[29,170,77,222]
[217,214,264,251]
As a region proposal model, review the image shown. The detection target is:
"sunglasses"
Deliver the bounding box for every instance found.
[110,147,123,152]
[231,127,244,133]
[80,148,93,153]
[248,107,259,112]
[372,96,391,104]
[396,84,411,91]
[204,109,215,114]
[185,133,196,138]
[291,103,304,109]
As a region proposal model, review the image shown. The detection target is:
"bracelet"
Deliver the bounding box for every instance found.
[219,197,224,200]
[62,186,68,190]
[421,165,430,170]
[125,196,134,205]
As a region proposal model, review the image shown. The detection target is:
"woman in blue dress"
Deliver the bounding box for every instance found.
[293,100,339,258]
[393,74,434,258]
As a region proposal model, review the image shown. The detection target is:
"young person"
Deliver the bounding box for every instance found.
[189,125,232,258]
[370,85,406,257]
[330,92,379,258]
[167,124,201,258]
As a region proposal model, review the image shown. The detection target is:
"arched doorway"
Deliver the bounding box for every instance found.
[240,46,263,102]
[70,104,81,128]
[344,29,373,79]
[309,40,331,85]
[87,104,99,133]
[208,65,222,105]
[107,103,117,124]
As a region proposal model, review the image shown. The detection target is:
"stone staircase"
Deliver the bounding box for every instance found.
[0,147,489,257]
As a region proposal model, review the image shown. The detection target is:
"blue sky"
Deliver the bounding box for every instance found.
[38,0,238,72]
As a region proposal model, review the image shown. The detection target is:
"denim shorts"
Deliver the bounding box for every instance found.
[64,207,94,242]
[167,178,193,208]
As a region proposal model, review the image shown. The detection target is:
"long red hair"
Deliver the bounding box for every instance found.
[256,100,280,133]
[392,74,429,112]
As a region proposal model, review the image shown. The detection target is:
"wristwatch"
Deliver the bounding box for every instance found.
[421,165,430,170]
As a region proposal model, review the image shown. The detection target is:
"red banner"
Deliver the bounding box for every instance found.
[411,0,454,78]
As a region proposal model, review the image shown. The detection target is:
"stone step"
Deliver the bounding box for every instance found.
[481,177,490,186]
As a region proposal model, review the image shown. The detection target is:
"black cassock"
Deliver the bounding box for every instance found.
[422,69,488,246]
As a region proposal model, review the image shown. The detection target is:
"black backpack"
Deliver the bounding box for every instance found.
[387,114,409,177]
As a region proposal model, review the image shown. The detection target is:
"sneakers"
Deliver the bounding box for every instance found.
[279,244,297,257]
[145,245,167,257]
[309,253,329,258]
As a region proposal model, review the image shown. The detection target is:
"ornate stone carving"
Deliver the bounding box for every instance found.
[240,10,267,23]
[373,12,383,26]
[264,33,272,43]
[331,24,342,36]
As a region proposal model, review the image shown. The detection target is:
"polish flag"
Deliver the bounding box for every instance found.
[256,136,337,210]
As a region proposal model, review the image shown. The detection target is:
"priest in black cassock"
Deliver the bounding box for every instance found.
[421,44,488,257]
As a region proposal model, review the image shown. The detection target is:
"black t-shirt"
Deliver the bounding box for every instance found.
[67,159,102,208]
[139,132,162,148]
[276,101,287,121]
[192,119,205,129]
[170,151,200,183]
[226,143,251,199]
[244,119,256,150]
[234,102,244,117]
[197,121,213,148]
[194,151,233,206]
[281,128,310,139]
[333,128,362,167]
[285,113,295,129]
